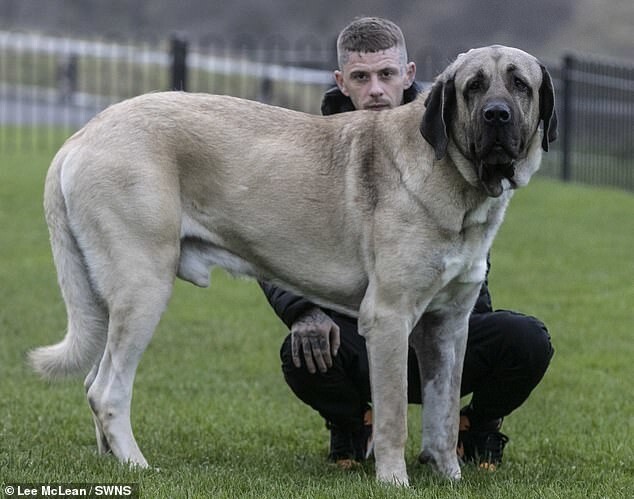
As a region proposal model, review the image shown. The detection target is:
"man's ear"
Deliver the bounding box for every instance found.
[420,77,455,161]
[539,64,558,151]
[404,61,417,89]
[334,70,349,96]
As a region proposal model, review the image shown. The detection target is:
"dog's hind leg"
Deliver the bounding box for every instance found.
[35,144,182,466]
[86,266,175,467]
[78,188,180,466]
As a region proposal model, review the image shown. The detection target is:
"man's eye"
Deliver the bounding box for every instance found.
[352,73,368,81]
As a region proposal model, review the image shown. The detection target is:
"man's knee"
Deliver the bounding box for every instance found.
[280,334,309,396]
[280,333,294,372]
[278,331,367,430]
[498,311,554,379]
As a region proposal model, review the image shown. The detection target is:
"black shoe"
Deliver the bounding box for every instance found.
[458,429,509,470]
[326,410,373,468]
[327,424,355,463]
[457,407,508,470]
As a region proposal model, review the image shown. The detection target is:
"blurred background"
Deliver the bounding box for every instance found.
[1,0,632,190]
[2,0,632,61]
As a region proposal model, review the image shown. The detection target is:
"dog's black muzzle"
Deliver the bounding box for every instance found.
[472,100,521,197]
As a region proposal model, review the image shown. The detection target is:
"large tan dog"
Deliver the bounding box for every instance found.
[31,45,556,486]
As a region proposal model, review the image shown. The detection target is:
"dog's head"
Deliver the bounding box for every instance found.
[420,45,557,197]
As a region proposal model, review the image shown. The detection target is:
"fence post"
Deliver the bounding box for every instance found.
[170,34,188,91]
[561,54,574,182]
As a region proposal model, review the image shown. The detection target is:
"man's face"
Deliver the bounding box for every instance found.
[335,47,416,111]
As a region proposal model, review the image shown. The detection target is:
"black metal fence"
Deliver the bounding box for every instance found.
[1,31,632,191]
[542,54,634,190]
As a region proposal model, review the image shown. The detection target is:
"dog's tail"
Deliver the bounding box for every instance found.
[29,145,107,379]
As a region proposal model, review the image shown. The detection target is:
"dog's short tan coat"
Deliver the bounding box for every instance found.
[31,45,556,485]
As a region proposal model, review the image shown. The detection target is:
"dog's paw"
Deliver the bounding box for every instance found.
[418,450,461,480]
[376,463,409,486]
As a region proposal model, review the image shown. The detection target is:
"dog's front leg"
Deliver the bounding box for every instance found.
[409,308,470,480]
[358,289,411,486]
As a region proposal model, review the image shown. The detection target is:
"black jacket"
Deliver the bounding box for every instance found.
[259,83,493,328]
[320,81,424,116]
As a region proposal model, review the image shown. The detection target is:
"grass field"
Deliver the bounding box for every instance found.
[1,147,633,498]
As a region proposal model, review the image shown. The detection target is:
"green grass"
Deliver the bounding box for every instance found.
[1,146,633,498]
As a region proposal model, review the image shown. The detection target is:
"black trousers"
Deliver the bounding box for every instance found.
[281,310,553,432]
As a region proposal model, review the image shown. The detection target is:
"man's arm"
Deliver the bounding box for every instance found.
[259,282,340,373]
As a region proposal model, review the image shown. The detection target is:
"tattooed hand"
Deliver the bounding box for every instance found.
[290,307,341,374]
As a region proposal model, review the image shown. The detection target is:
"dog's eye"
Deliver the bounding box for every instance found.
[514,77,528,92]
[467,80,482,92]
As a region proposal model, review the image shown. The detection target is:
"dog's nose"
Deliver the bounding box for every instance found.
[483,102,512,124]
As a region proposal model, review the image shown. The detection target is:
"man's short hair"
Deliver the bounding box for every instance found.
[336,17,408,68]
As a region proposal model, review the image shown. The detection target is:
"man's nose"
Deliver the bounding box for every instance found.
[369,75,384,97]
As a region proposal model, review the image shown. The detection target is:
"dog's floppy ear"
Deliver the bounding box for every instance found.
[539,64,558,151]
[420,77,455,160]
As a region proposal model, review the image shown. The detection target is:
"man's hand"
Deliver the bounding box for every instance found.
[291,307,340,374]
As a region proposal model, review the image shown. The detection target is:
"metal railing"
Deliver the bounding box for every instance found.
[1,31,632,192]
[556,54,633,190]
